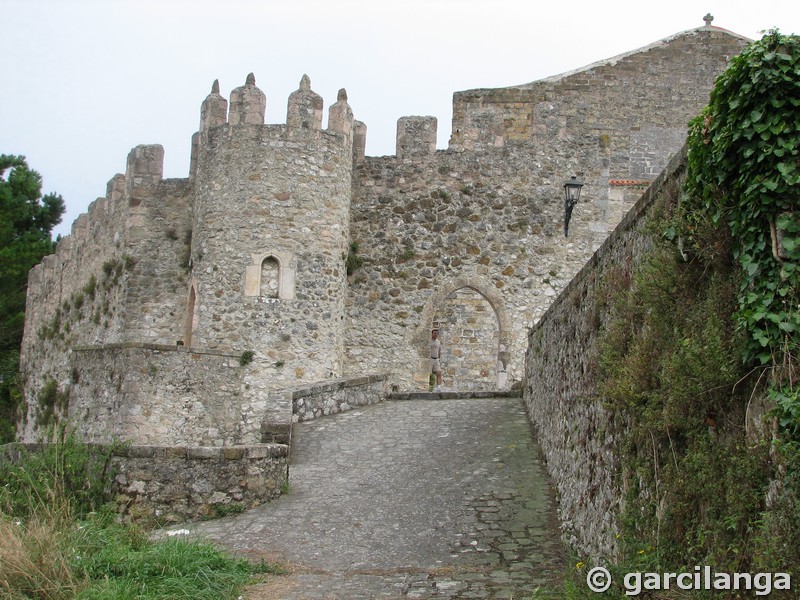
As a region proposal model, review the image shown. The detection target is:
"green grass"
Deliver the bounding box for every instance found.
[0,434,281,599]
[74,521,277,599]
[1,507,278,599]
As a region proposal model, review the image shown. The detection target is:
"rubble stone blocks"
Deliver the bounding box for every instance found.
[17,23,750,522]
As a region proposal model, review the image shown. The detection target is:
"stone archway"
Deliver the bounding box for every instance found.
[412,276,511,391]
[433,287,499,390]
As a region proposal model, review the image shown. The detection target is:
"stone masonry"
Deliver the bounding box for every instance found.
[523,147,688,561]
[17,22,750,523]
[346,27,748,391]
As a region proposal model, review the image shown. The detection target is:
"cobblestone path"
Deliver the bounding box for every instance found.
[183,397,566,599]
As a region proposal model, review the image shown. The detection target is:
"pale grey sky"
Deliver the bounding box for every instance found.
[2,0,799,238]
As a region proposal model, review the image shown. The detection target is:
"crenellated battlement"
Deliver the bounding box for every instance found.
[201,75,358,143]
[396,116,438,160]
[32,143,169,290]
[23,73,368,369]
[19,140,192,425]
[19,25,751,465]
[193,72,445,166]
[190,74,363,176]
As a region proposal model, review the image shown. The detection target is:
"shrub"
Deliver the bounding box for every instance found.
[346,241,364,276]
[239,351,255,367]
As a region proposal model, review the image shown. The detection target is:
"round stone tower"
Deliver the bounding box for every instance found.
[188,74,355,390]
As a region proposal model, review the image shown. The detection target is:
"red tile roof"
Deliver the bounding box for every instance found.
[609,179,652,187]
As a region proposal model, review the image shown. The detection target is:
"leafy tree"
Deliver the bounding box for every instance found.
[0,155,64,442]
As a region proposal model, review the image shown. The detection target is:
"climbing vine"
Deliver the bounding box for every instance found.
[684,29,800,437]
[582,31,800,586]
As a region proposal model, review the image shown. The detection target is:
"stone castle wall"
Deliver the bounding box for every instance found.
[191,123,351,380]
[450,27,745,164]
[18,146,193,440]
[290,373,388,422]
[523,147,687,560]
[347,142,603,390]
[18,74,359,444]
[344,27,748,391]
[18,26,749,455]
[67,344,259,446]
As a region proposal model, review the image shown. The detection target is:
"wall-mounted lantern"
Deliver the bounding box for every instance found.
[563,175,584,237]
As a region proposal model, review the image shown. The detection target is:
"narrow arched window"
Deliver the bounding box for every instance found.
[245,251,295,300]
[261,256,280,298]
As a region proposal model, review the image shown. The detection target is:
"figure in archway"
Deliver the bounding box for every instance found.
[430,328,443,391]
[414,278,511,391]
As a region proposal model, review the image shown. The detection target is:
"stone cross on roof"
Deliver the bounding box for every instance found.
[703,13,714,26]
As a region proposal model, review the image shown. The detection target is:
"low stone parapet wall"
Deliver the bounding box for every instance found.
[291,373,388,422]
[2,442,288,525]
[388,389,521,401]
[113,443,288,524]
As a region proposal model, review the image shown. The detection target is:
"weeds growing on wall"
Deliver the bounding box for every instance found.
[596,213,776,571]
[239,350,255,367]
[34,379,70,429]
[346,241,364,276]
[587,29,800,585]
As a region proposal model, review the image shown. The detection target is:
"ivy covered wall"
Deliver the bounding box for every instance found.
[524,30,799,581]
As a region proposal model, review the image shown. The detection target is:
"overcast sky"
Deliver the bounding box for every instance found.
[3,0,800,239]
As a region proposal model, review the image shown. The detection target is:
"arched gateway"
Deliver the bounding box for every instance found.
[412,277,512,391]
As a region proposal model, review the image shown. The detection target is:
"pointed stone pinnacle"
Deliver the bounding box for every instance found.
[300,74,311,91]
[211,79,220,95]
[246,72,256,86]
[337,88,348,103]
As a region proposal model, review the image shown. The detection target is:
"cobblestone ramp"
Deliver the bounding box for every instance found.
[183,397,567,599]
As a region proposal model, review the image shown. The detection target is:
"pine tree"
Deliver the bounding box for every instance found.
[0,155,64,442]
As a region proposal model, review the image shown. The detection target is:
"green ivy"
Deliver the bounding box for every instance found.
[684,29,800,439]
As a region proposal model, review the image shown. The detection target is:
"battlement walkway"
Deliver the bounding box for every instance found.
[182,395,567,599]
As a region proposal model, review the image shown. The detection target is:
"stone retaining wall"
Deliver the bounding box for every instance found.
[291,373,388,422]
[113,443,288,524]
[522,147,687,561]
[1,442,289,525]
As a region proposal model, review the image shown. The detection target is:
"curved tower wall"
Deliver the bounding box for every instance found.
[189,76,354,390]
